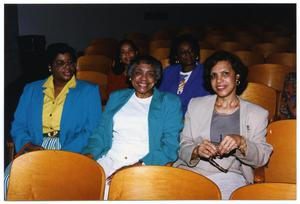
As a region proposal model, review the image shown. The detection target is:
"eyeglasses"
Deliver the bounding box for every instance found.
[209,134,229,173]
[209,157,229,173]
[53,60,75,68]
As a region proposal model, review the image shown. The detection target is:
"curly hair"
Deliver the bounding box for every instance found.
[46,42,77,66]
[203,51,248,95]
[127,55,162,83]
[169,34,200,65]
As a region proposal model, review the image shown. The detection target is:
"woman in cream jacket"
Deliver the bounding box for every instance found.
[173,51,273,199]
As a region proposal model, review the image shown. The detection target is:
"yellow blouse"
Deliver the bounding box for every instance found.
[42,75,76,133]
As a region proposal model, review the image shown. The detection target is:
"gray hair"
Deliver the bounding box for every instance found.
[127,55,162,81]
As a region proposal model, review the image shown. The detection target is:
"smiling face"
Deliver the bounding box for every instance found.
[131,62,156,98]
[51,53,76,85]
[120,42,137,65]
[210,60,240,99]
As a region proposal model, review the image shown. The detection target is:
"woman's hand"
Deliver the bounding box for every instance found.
[14,142,44,159]
[218,134,246,156]
[107,162,143,184]
[192,139,218,159]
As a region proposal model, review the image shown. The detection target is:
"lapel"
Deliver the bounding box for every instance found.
[101,89,135,145]
[239,97,248,137]
[59,83,78,145]
[202,95,217,141]
[148,88,162,151]
[183,65,198,88]
[110,89,135,114]
[170,66,180,93]
[106,88,161,151]
[180,64,201,97]
[35,82,45,142]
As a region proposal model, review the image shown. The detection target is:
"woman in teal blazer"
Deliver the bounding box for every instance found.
[5,43,102,199]
[11,79,102,153]
[83,87,182,164]
[83,56,183,195]
[10,43,102,154]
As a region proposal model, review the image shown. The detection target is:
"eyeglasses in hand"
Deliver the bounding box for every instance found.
[209,134,229,173]
[208,156,229,173]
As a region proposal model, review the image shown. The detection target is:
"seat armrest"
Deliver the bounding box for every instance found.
[254,167,265,183]
[165,162,174,167]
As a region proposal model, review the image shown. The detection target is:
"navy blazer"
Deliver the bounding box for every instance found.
[10,78,102,153]
[82,88,183,165]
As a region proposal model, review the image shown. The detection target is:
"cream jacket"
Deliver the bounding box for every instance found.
[173,95,273,183]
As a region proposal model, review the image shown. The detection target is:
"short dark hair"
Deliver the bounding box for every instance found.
[127,55,162,82]
[112,39,139,75]
[46,43,77,65]
[203,51,248,95]
[169,34,200,65]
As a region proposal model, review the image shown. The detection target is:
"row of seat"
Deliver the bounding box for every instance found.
[3,78,288,167]
[75,61,293,120]
[6,58,293,164]
[150,40,293,56]
[246,64,292,121]
[81,42,296,71]
[83,21,295,58]
[151,49,296,71]
[6,54,294,164]
[84,37,295,62]
[7,119,296,200]
[76,50,295,78]
[81,24,295,71]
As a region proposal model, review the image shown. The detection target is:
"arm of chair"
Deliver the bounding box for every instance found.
[254,167,265,183]
[165,162,174,167]
[7,140,15,163]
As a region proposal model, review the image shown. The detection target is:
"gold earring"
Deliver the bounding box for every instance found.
[48,66,52,72]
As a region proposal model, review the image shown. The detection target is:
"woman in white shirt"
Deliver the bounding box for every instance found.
[83,55,183,199]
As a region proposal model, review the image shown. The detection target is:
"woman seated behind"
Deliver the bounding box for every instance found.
[280,72,296,119]
[159,34,210,114]
[4,42,102,198]
[107,39,139,96]
[173,51,273,200]
[83,55,183,199]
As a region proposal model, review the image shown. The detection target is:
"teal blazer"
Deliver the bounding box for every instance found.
[10,79,102,153]
[82,88,183,165]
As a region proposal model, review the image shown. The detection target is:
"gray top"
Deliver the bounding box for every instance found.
[210,108,240,144]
